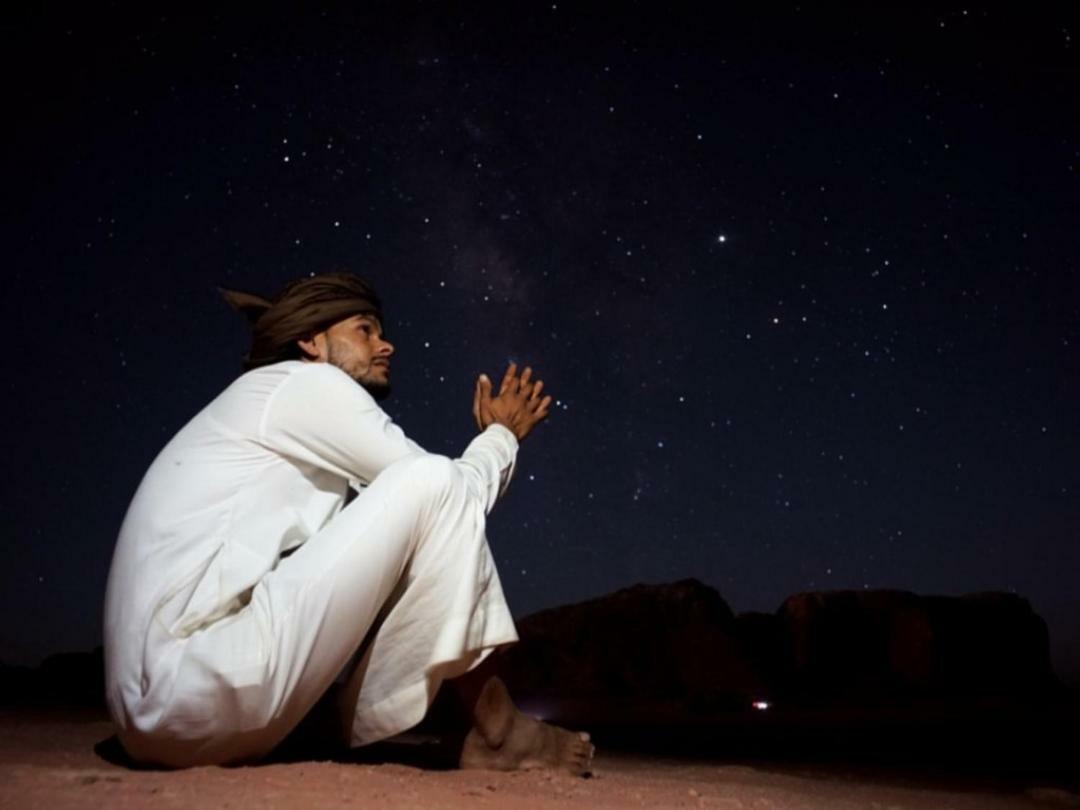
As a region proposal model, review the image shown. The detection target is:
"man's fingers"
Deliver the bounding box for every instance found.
[529,379,544,401]
[528,390,550,413]
[534,394,553,419]
[478,374,496,426]
[519,366,533,390]
[499,362,518,396]
[472,377,483,430]
[481,384,496,427]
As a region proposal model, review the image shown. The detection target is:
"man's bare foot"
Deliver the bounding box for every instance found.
[458,676,594,775]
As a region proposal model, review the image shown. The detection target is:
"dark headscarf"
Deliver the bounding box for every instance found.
[220,272,383,370]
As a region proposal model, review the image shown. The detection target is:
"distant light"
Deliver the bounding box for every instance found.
[752,700,771,711]
[717,234,727,243]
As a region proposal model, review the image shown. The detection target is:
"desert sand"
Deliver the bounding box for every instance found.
[1,710,1075,810]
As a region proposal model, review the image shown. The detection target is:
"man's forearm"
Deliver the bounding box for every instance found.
[454,423,519,514]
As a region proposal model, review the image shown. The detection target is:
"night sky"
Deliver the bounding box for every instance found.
[4,5,1078,683]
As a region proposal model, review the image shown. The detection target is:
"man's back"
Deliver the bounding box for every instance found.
[103,361,419,732]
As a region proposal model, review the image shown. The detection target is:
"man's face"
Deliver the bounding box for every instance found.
[306,313,395,400]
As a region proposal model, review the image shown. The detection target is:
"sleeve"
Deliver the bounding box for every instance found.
[259,364,517,512]
[456,421,519,514]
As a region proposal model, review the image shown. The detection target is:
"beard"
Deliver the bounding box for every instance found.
[327,340,391,401]
[359,378,391,401]
[337,364,391,401]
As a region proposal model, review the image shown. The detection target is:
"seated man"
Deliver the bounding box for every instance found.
[103,272,593,772]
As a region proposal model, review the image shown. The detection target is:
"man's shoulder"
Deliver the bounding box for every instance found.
[234,359,342,385]
[252,361,377,407]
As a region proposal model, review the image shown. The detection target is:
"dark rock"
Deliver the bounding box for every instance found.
[501,579,769,724]
[500,581,1058,730]
[37,646,106,706]
[779,590,1056,698]
[0,661,34,705]
[923,592,1055,692]
[732,611,793,689]
[0,647,105,707]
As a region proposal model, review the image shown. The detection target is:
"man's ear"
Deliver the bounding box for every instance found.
[297,331,328,361]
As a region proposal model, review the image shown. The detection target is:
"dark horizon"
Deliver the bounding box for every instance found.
[3,5,1078,684]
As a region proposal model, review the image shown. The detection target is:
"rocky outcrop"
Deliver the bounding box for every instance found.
[779,590,1055,696]
[0,647,105,707]
[500,581,1058,726]
[500,579,771,722]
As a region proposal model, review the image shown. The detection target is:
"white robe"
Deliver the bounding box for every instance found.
[103,361,520,766]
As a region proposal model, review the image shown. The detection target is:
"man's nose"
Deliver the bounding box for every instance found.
[378,338,394,356]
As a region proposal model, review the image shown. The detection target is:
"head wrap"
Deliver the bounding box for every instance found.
[220,272,383,370]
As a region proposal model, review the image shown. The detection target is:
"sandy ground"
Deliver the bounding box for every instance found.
[1,710,1076,810]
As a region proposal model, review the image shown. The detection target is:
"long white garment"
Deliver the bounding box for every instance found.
[103,361,520,766]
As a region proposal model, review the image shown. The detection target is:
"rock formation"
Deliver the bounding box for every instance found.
[779,590,1055,696]
[501,580,1058,726]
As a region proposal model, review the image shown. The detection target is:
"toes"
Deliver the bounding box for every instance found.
[563,737,594,775]
[569,739,595,774]
[572,737,593,754]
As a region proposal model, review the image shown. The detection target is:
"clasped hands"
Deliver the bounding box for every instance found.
[472,362,552,442]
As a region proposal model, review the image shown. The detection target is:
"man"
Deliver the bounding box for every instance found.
[103,272,593,772]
